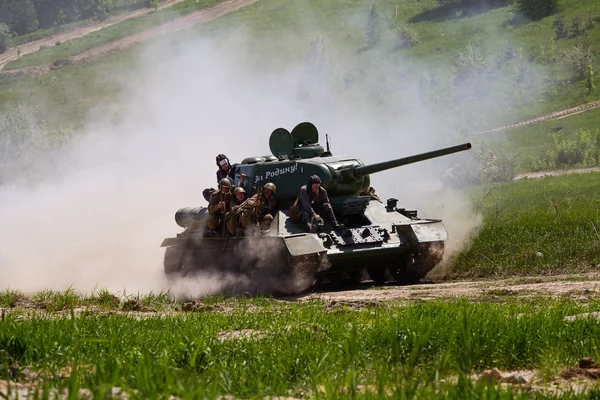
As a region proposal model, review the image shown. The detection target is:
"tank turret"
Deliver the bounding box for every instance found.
[232,122,471,209]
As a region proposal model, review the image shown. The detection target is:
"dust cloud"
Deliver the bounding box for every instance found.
[0,3,541,297]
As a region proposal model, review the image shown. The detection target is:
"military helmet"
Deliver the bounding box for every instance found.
[234,187,246,195]
[219,178,232,188]
[263,182,276,193]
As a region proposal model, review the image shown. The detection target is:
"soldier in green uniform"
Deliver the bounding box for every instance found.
[207,178,233,232]
[226,186,247,235]
[241,182,278,231]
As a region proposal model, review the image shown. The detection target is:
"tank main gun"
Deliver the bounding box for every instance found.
[337,142,472,182]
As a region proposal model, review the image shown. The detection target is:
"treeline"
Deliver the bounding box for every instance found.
[0,0,155,36]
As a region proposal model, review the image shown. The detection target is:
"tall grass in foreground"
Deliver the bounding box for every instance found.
[449,172,600,278]
[2,298,600,398]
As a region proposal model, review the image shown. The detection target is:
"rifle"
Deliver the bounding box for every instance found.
[254,185,262,229]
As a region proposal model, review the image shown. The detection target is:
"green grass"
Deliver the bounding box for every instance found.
[2,0,228,71]
[2,295,600,398]
[449,171,600,278]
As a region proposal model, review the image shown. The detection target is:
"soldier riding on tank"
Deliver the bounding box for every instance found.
[298,175,343,233]
[203,154,240,202]
[207,178,233,233]
[226,187,247,236]
[241,182,278,232]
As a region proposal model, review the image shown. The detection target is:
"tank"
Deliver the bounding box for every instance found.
[160,122,472,294]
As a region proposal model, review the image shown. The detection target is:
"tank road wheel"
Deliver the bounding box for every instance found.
[367,268,393,285]
[163,246,185,280]
[346,269,366,285]
[393,242,445,285]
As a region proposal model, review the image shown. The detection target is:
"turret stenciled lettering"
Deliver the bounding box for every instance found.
[254,163,298,183]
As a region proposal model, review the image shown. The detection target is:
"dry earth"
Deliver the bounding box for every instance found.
[0,0,187,70]
[301,272,600,303]
[0,0,261,75]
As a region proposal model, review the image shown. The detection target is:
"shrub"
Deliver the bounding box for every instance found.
[559,42,595,78]
[0,23,9,54]
[393,21,420,49]
[455,43,494,75]
[530,128,600,171]
[517,0,559,21]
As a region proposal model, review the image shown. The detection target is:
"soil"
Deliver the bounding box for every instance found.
[513,167,600,180]
[299,272,600,303]
[0,0,261,75]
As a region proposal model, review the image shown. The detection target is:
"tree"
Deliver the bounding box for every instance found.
[364,4,381,48]
[0,23,9,54]
[6,0,39,34]
[517,0,559,21]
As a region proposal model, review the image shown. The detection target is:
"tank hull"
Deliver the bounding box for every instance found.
[160,199,447,294]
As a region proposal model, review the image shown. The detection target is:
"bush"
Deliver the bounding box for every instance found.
[559,42,595,78]
[393,21,420,49]
[530,128,600,171]
[0,23,9,54]
[517,0,559,21]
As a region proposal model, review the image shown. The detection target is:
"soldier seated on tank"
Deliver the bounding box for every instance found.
[298,175,344,233]
[225,187,247,236]
[241,182,278,232]
[203,154,240,202]
[207,178,233,233]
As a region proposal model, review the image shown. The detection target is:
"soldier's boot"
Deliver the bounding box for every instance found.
[301,211,316,233]
[321,204,344,230]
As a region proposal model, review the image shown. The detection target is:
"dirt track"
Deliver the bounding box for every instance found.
[0,0,260,75]
[302,273,600,303]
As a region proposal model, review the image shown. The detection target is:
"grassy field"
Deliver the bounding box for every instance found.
[448,171,600,278]
[2,293,600,398]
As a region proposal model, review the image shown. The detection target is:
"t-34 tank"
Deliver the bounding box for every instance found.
[160,122,471,293]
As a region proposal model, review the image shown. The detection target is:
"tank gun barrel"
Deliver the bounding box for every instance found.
[343,142,472,180]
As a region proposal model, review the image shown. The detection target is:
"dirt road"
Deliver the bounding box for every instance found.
[302,273,600,303]
[0,0,260,75]
[0,0,187,71]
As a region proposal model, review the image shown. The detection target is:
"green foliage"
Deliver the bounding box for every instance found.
[451,172,600,277]
[517,0,559,21]
[553,14,567,39]
[0,23,9,54]
[393,21,420,49]
[0,105,73,184]
[530,128,600,171]
[586,64,595,93]
[559,40,596,78]
[1,0,39,35]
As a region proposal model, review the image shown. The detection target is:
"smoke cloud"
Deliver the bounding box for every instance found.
[0,2,543,297]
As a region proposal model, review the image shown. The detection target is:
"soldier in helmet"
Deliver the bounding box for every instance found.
[226,186,247,235]
[241,182,278,231]
[207,178,233,233]
[298,175,343,233]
